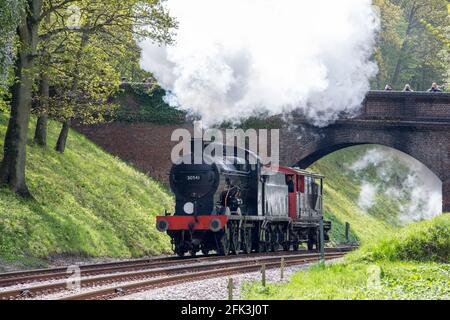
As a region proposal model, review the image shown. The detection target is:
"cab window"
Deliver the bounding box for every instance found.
[286,175,295,193]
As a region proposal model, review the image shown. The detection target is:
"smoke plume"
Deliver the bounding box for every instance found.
[139,0,379,126]
[358,181,377,211]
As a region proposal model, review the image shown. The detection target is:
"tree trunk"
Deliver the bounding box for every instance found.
[391,40,409,86]
[34,75,49,146]
[55,120,71,153]
[0,0,43,197]
[34,114,48,146]
[391,7,416,86]
[54,32,90,154]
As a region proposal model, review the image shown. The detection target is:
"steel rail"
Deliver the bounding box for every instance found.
[0,247,355,289]
[61,253,345,300]
[0,251,348,300]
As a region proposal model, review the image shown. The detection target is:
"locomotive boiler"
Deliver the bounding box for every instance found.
[156,142,330,256]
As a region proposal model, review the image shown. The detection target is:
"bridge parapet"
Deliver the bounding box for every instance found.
[359,91,450,122]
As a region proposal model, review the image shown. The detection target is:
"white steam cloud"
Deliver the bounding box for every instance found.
[140,0,379,126]
[358,181,377,211]
[350,147,442,224]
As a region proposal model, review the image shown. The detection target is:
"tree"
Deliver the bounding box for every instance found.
[0,0,23,83]
[0,0,176,196]
[33,0,177,151]
[0,0,44,197]
[0,0,24,111]
[372,0,403,88]
[51,32,121,152]
[389,0,448,87]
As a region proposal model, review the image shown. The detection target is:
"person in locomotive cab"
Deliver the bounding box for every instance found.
[310,180,320,210]
[220,178,241,212]
[286,175,294,193]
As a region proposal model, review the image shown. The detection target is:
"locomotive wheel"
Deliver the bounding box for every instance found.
[270,231,278,252]
[190,249,197,257]
[307,237,315,251]
[316,232,322,251]
[242,229,252,254]
[270,242,277,252]
[176,247,185,257]
[201,249,210,256]
[307,229,316,251]
[257,242,267,253]
[217,228,230,256]
[230,225,240,255]
[264,229,271,252]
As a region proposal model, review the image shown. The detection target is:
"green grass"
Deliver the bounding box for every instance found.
[0,113,173,268]
[349,213,449,263]
[243,261,449,300]
[243,214,450,300]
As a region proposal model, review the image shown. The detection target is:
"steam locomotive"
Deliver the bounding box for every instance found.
[156,142,331,256]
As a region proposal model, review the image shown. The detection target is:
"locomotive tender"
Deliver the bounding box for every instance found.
[156,142,331,256]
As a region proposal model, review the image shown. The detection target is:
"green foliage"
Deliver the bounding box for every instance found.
[216,112,284,130]
[30,0,178,124]
[112,42,153,83]
[115,84,186,124]
[243,261,449,300]
[0,0,24,87]
[0,113,173,268]
[374,0,448,90]
[351,214,449,263]
[0,88,11,113]
[44,34,121,123]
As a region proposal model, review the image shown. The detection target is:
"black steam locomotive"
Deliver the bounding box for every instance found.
[156,143,331,256]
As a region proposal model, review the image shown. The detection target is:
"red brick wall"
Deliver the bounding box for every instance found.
[75,122,192,184]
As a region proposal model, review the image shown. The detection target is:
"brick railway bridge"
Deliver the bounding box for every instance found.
[76,91,450,212]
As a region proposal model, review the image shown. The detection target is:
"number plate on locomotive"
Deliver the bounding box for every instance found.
[186,175,201,181]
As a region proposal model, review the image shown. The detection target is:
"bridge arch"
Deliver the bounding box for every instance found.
[296,141,442,179]
[294,144,444,221]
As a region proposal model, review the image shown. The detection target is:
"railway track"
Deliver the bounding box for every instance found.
[60,252,346,300]
[0,247,354,300]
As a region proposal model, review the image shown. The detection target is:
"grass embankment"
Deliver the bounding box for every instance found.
[243,214,450,300]
[0,113,173,269]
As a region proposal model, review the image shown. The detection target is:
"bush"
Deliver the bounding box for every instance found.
[352,213,449,263]
[115,84,186,124]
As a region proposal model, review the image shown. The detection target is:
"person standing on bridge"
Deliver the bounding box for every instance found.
[384,84,393,91]
[403,84,414,92]
[428,82,442,92]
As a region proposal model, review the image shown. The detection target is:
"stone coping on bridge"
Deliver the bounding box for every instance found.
[366,90,450,98]
[120,83,450,97]
[360,90,450,122]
